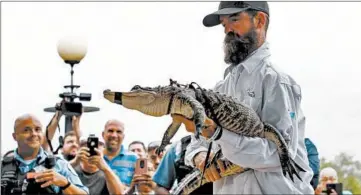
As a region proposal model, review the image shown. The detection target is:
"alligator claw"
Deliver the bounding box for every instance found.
[195,126,202,140]
[155,146,164,156]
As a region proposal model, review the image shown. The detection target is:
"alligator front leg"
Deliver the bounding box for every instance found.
[155,120,181,155]
[177,94,207,140]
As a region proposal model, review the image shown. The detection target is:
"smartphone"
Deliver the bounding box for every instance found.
[325,183,343,195]
[135,158,148,175]
[87,134,99,156]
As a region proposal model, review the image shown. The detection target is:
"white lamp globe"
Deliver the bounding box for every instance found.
[57,36,87,63]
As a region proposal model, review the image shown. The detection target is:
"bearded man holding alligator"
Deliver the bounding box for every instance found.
[103,1,315,194]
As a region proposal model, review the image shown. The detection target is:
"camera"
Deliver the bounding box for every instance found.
[322,183,343,195]
[56,101,82,116]
[55,92,92,116]
[87,134,99,156]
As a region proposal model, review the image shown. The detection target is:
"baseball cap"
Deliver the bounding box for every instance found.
[147,141,161,151]
[203,1,269,27]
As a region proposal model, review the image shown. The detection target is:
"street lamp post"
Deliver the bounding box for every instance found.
[44,36,100,134]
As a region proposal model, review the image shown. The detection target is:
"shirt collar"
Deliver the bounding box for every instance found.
[13,147,46,165]
[238,41,271,74]
[119,145,125,156]
[104,145,125,160]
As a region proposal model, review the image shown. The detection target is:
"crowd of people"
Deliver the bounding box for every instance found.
[1,1,353,195]
[1,110,350,195]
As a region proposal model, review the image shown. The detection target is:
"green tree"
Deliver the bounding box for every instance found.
[320,152,361,194]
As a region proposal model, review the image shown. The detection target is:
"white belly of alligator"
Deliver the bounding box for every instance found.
[171,151,249,195]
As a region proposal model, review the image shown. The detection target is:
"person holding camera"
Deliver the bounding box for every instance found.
[126,158,157,195]
[1,113,88,195]
[101,119,138,187]
[73,136,126,195]
[315,167,353,195]
[42,102,82,162]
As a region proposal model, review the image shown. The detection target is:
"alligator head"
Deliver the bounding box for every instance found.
[103,85,176,117]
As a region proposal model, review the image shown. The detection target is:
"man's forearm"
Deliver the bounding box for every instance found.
[42,114,61,151]
[62,184,88,195]
[72,120,82,139]
[154,185,170,195]
[69,158,80,168]
[103,166,126,195]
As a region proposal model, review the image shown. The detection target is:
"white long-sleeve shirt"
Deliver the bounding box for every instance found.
[184,41,314,194]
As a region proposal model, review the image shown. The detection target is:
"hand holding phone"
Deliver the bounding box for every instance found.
[322,183,343,195]
[87,134,99,156]
[135,158,148,175]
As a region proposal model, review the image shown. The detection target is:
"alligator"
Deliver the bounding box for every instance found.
[103,79,305,182]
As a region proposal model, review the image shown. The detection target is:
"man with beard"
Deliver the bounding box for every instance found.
[61,131,79,161]
[101,119,138,187]
[177,1,314,194]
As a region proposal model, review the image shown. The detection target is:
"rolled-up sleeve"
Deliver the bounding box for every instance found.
[215,71,302,170]
[184,135,209,167]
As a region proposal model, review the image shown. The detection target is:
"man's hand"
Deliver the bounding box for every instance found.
[88,148,110,171]
[315,184,339,195]
[171,114,217,139]
[35,169,69,188]
[74,147,90,163]
[130,173,156,194]
[330,189,338,195]
[194,151,221,182]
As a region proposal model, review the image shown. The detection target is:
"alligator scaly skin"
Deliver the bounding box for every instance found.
[171,150,248,195]
[168,81,305,183]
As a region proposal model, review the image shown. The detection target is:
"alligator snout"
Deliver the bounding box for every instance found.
[103,89,123,105]
[103,89,115,103]
[103,89,110,93]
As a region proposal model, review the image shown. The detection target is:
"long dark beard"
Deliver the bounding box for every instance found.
[223,29,258,66]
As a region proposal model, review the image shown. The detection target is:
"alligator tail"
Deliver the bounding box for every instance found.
[263,123,306,182]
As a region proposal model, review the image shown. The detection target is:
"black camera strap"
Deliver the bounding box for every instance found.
[45,113,63,155]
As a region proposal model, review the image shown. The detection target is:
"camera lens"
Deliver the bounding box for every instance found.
[140,160,144,168]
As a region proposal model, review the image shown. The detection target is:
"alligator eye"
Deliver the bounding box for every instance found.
[131,85,142,91]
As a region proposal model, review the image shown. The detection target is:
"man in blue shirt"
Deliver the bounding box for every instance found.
[2,113,88,195]
[102,119,138,187]
[305,138,320,190]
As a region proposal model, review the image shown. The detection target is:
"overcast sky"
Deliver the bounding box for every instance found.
[2,2,361,161]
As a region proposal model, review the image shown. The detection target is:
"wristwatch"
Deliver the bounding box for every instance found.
[60,179,71,190]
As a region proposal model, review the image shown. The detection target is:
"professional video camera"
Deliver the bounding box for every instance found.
[55,91,92,117]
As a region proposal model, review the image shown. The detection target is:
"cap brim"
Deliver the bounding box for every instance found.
[203,8,248,27]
